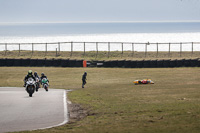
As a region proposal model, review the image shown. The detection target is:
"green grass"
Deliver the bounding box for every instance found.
[0,67,200,133]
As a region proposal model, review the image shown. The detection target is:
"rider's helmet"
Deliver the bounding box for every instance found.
[84,71,87,76]
[28,70,32,76]
[41,72,45,77]
[34,72,37,76]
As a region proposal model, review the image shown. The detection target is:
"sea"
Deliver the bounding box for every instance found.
[0,22,200,52]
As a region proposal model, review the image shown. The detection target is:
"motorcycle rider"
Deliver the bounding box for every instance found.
[34,71,40,89]
[82,71,87,88]
[40,72,49,84]
[34,71,40,79]
[23,70,36,87]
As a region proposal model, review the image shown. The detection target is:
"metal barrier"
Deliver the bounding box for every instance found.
[0,42,200,58]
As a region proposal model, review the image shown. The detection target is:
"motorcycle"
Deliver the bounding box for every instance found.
[41,78,49,91]
[35,77,40,92]
[26,77,36,97]
[133,79,154,85]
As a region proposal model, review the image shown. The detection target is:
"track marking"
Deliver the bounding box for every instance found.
[37,89,68,130]
[0,87,69,131]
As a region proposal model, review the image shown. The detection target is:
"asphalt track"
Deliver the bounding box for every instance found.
[0,87,68,133]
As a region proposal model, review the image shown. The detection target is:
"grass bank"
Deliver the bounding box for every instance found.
[0,51,200,60]
[0,67,200,133]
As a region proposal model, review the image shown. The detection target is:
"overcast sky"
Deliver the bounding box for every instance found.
[0,0,200,23]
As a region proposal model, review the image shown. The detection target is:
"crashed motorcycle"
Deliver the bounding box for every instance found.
[41,78,49,91]
[133,79,154,85]
[25,77,36,97]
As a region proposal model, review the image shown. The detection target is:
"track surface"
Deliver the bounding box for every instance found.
[0,87,68,133]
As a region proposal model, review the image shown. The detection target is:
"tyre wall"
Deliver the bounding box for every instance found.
[0,58,199,68]
[21,58,30,66]
[6,58,14,66]
[37,59,45,67]
[0,59,6,66]
[61,59,69,67]
[30,59,38,67]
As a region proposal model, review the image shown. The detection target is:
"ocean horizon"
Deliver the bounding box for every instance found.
[0,22,200,36]
[0,22,200,52]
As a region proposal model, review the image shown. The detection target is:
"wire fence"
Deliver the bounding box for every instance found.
[0,42,200,58]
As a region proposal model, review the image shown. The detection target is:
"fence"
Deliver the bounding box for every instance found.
[0,42,200,58]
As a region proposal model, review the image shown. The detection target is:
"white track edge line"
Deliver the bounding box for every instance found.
[32,89,69,131]
[0,87,69,131]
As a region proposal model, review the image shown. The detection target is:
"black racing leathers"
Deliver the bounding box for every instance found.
[24,75,36,86]
[82,74,87,88]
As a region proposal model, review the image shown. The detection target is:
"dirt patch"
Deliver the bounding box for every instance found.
[67,101,89,124]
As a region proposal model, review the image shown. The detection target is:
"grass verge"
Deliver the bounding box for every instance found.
[0,51,200,60]
[0,67,200,133]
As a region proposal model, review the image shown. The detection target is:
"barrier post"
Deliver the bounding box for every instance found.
[108,42,110,58]
[145,42,149,58]
[122,43,123,56]
[191,42,193,57]
[84,42,85,57]
[132,43,134,57]
[5,43,7,56]
[45,43,47,56]
[157,43,158,57]
[96,42,98,58]
[32,43,34,55]
[71,42,73,57]
[58,42,60,54]
[180,42,182,57]
[168,43,171,57]
[19,43,20,56]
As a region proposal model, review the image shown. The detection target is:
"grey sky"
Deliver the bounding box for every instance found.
[0,0,200,23]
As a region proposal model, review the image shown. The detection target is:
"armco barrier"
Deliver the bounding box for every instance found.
[30,59,38,67]
[37,59,45,67]
[0,59,6,66]
[150,60,157,68]
[143,60,150,68]
[157,60,164,68]
[21,58,30,66]
[6,58,14,66]
[170,59,177,67]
